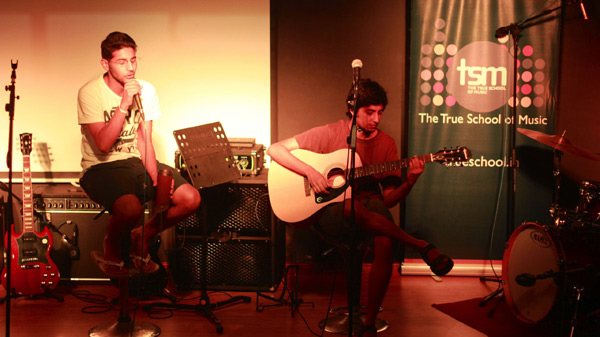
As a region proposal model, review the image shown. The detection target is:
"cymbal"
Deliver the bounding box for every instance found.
[517,128,600,160]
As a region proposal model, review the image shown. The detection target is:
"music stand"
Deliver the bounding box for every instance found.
[143,122,250,333]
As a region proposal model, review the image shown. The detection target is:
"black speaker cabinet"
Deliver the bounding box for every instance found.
[171,175,286,291]
[34,190,109,282]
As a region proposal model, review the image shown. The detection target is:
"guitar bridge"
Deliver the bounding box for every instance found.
[303,177,311,197]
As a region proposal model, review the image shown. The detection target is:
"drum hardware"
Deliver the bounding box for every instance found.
[517,127,600,212]
[517,128,600,161]
[569,286,584,337]
[576,180,600,224]
[515,265,596,288]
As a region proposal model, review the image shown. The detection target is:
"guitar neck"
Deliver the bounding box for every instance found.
[353,153,434,179]
[21,154,34,233]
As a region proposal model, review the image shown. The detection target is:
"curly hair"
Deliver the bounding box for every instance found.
[345,78,388,118]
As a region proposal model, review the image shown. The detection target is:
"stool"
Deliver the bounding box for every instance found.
[315,233,389,336]
[89,251,161,337]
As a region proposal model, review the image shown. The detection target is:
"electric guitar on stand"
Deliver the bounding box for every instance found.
[268,147,471,224]
[1,133,60,296]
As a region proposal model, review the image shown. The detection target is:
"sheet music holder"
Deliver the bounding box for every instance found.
[144,121,250,333]
[173,122,241,188]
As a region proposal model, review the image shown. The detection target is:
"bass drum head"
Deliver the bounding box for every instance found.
[502,222,561,324]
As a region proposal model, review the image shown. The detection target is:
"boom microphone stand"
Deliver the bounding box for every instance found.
[480,0,586,313]
[3,60,19,337]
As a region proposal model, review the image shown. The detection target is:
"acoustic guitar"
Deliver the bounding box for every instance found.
[268,147,471,224]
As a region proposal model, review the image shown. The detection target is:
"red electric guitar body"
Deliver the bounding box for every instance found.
[1,133,60,295]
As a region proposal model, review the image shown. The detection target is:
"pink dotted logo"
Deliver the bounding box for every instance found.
[418,18,549,113]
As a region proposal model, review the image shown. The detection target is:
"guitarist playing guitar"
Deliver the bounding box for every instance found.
[267,78,466,337]
[1,133,60,296]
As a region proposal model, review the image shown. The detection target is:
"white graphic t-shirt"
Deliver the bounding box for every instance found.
[77,74,161,172]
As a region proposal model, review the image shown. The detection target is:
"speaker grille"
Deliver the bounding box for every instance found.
[204,183,271,235]
[173,238,277,291]
[172,179,285,291]
[176,184,272,236]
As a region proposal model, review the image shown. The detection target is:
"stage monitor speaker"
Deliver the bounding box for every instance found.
[35,194,109,282]
[171,176,286,291]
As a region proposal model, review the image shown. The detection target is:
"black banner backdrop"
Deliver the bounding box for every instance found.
[405,0,560,273]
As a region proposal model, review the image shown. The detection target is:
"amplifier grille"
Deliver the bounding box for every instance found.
[173,238,276,291]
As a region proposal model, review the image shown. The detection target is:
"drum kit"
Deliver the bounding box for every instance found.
[500,128,600,333]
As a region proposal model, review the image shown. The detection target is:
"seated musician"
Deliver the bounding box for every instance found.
[267,78,453,336]
[77,31,200,277]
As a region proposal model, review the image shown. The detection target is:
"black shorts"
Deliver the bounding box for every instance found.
[79,157,190,213]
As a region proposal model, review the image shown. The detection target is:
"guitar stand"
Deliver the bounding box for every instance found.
[256,264,314,317]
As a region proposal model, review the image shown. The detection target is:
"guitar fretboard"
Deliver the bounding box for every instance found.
[353,154,433,178]
[21,155,34,233]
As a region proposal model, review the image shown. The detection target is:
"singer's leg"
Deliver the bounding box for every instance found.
[130,183,200,260]
[103,194,143,270]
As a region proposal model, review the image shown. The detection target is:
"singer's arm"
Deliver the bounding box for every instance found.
[267,138,331,194]
[85,109,127,153]
[85,79,140,153]
[137,119,158,186]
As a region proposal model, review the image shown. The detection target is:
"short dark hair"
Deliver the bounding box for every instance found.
[345,78,388,118]
[101,32,137,60]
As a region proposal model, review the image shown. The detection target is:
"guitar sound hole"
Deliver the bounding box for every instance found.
[327,168,346,189]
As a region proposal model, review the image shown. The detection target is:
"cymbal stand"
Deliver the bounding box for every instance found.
[548,148,564,221]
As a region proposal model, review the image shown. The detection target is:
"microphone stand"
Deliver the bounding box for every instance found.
[480,0,584,314]
[344,70,360,337]
[3,60,19,337]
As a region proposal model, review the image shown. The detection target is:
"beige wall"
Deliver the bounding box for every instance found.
[0,1,270,177]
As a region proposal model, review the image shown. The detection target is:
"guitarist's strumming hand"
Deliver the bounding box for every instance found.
[406,156,425,185]
[307,166,331,194]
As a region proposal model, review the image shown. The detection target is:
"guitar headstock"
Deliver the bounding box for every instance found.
[20,133,33,156]
[433,146,471,166]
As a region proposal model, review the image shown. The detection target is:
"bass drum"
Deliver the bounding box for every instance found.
[503,222,600,324]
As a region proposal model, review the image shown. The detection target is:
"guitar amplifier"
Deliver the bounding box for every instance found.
[231,143,265,177]
[33,184,109,282]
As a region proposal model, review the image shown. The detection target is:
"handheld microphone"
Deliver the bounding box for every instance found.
[133,93,145,119]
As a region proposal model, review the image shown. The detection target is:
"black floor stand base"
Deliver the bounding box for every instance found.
[143,292,251,333]
[479,276,504,317]
[256,264,314,317]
